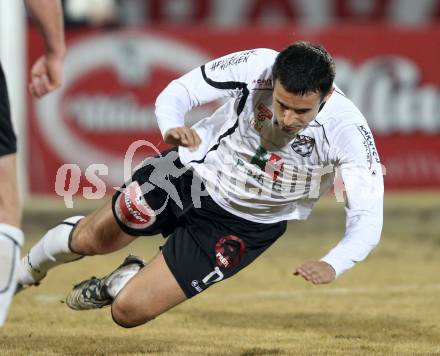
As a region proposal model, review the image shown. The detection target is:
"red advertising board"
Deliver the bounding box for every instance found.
[27,25,440,194]
[79,0,440,25]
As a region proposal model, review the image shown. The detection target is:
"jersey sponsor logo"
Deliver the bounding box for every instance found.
[215,235,245,269]
[114,181,156,230]
[291,135,315,157]
[234,145,335,198]
[252,78,273,90]
[251,103,273,132]
[209,50,257,71]
[236,157,265,186]
[251,146,283,178]
[267,153,284,181]
[249,146,284,186]
[250,146,268,170]
[357,125,380,169]
[256,103,273,121]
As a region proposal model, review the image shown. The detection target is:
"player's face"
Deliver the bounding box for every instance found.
[272,80,330,134]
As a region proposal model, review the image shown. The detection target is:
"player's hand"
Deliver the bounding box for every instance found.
[29,53,64,98]
[294,261,336,284]
[164,127,201,151]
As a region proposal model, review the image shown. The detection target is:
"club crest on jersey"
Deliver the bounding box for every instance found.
[291,135,315,157]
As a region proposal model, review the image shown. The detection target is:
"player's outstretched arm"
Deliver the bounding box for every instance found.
[25,0,65,98]
[164,127,201,151]
[294,261,336,284]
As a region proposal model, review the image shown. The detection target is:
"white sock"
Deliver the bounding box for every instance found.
[18,216,84,286]
[0,224,23,326]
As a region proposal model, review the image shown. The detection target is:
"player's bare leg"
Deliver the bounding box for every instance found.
[111,252,187,328]
[17,200,137,289]
[0,154,24,326]
[69,200,136,255]
[66,251,187,328]
[0,154,21,227]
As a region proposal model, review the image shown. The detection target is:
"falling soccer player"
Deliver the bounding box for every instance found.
[17,41,383,328]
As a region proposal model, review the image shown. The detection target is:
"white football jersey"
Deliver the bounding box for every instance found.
[155,48,384,277]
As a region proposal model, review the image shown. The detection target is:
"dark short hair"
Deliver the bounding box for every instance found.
[272,41,335,99]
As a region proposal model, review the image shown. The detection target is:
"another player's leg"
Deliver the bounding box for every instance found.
[0,157,24,305]
[17,200,137,289]
[0,61,24,326]
[16,215,84,289]
[0,156,22,327]
[0,216,23,326]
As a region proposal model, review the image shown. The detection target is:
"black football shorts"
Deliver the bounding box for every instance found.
[0,63,17,156]
[112,147,287,298]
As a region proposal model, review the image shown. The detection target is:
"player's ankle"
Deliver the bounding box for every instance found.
[17,216,85,287]
[17,255,46,286]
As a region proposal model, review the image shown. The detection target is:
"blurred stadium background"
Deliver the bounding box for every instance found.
[1,0,440,355]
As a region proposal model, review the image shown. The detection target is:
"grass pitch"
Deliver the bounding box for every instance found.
[1,192,440,355]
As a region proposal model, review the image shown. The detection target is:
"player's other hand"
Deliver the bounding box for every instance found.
[29,53,65,98]
[164,127,201,151]
[294,261,336,284]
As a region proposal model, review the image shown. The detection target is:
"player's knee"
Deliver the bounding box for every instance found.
[111,294,155,328]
